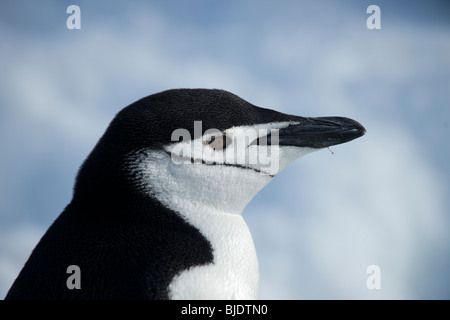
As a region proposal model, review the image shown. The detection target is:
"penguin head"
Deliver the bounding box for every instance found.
[74,89,365,217]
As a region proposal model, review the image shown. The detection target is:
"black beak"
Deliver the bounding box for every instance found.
[265,117,366,148]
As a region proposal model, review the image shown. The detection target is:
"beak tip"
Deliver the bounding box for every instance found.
[352,120,366,137]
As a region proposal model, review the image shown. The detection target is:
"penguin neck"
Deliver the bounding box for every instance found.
[167,210,260,299]
[124,148,272,299]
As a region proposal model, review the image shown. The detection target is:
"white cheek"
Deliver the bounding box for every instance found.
[277,146,318,172]
[135,150,273,216]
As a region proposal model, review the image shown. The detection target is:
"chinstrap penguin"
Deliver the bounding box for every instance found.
[5,89,365,300]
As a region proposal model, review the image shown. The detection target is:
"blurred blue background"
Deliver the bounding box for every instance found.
[1,0,449,299]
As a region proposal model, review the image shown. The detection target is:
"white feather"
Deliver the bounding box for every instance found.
[126,122,318,299]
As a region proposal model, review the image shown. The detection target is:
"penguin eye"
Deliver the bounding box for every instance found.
[205,134,232,151]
